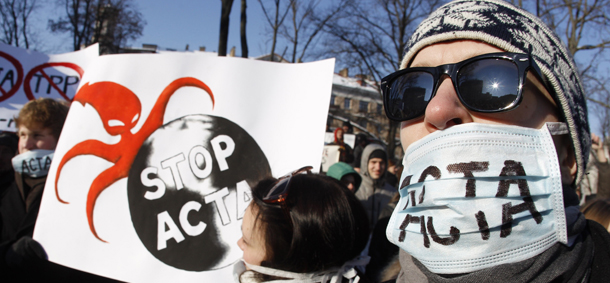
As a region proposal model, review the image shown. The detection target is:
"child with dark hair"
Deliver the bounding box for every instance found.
[235,167,370,283]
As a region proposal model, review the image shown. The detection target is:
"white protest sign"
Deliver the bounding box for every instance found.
[321,145,341,172]
[324,132,355,148]
[0,43,99,132]
[33,53,334,282]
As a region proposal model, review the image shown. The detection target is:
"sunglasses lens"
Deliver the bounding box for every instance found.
[386,71,434,120]
[457,58,520,111]
[264,177,290,201]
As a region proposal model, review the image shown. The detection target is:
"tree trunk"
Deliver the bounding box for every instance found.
[218,0,234,57]
[240,0,248,58]
[269,0,280,61]
[22,0,30,49]
[289,1,297,63]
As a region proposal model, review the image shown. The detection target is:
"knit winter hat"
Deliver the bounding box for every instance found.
[401,0,590,184]
[369,149,388,163]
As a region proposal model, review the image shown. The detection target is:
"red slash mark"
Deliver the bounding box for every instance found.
[23,62,84,101]
[0,51,24,103]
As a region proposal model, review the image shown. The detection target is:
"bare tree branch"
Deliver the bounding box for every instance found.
[257,0,295,61]
[538,0,610,136]
[0,0,38,48]
[48,0,145,53]
[319,0,445,154]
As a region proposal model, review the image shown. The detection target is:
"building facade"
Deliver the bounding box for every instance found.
[328,70,389,142]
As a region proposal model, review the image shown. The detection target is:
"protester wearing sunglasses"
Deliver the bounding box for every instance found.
[382,1,610,282]
[235,167,370,283]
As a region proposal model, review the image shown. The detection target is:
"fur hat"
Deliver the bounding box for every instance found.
[401,0,590,184]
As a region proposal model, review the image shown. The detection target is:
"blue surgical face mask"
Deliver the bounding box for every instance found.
[387,122,569,274]
[12,149,55,178]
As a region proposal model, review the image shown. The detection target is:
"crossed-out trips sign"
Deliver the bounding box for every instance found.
[0,43,98,131]
[33,52,334,282]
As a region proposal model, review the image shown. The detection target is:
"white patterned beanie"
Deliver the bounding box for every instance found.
[401,0,590,184]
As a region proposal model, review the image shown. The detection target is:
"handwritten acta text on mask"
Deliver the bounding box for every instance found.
[398,160,544,247]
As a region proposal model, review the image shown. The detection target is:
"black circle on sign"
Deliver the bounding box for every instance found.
[127,115,271,271]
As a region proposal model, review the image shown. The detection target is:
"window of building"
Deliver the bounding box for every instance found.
[330,95,336,105]
[344,98,351,109]
[359,101,368,112]
[377,104,382,114]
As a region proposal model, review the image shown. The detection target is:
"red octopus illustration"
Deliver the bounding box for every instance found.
[54,77,215,242]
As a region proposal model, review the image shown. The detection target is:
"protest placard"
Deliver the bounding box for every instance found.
[33,53,334,282]
[324,132,355,148]
[0,43,99,131]
[321,145,341,172]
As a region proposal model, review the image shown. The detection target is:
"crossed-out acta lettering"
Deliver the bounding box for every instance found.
[138,134,252,250]
[0,68,16,89]
[398,160,543,247]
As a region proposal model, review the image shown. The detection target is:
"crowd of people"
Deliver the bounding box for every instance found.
[0,99,122,281]
[251,0,610,282]
[1,0,610,282]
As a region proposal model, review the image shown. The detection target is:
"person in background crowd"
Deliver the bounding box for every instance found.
[581,198,610,232]
[385,158,399,188]
[332,127,354,164]
[0,133,18,194]
[343,120,354,134]
[381,0,610,282]
[0,98,119,282]
[327,161,362,193]
[1,98,68,248]
[351,133,369,172]
[580,133,610,204]
[365,192,401,283]
[356,144,395,228]
[235,167,370,283]
[366,159,403,282]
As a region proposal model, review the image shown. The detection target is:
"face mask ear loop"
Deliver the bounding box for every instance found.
[243,261,317,282]
[546,122,568,136]
[242,255,370,283]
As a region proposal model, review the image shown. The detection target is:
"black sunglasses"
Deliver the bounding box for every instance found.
[381,52,548,121]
